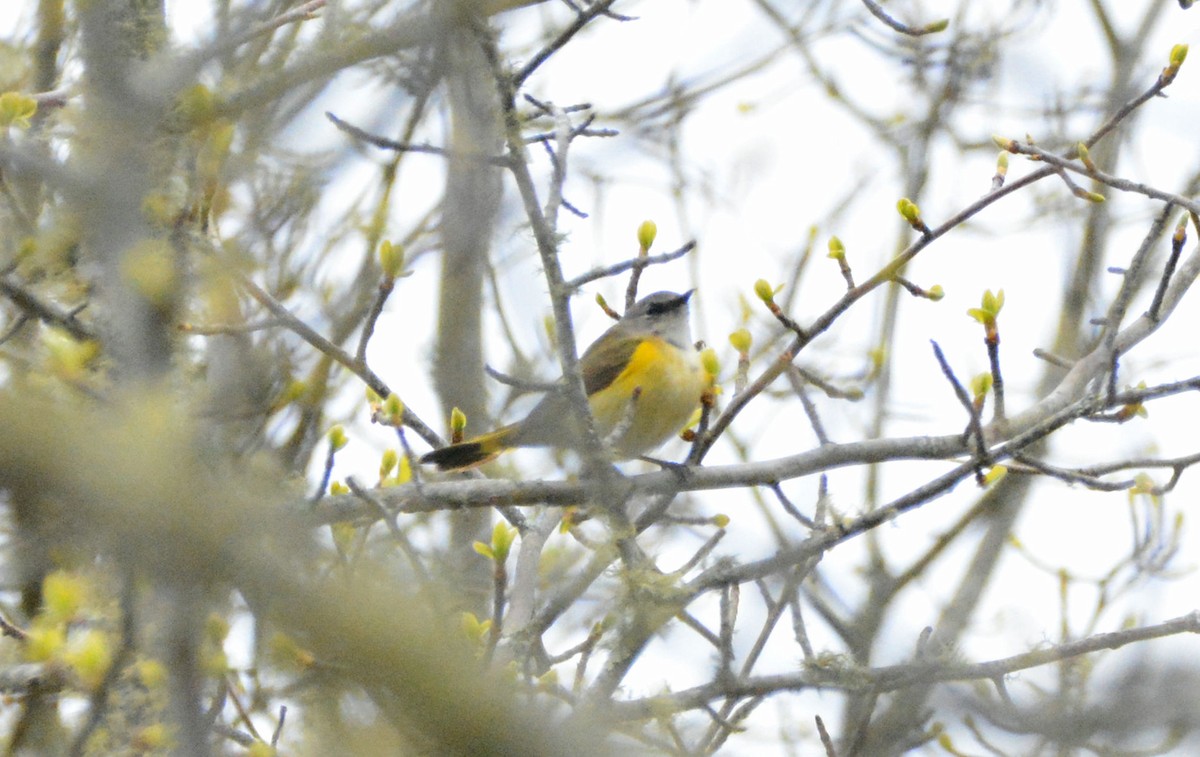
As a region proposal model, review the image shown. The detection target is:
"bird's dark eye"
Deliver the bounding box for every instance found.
[644,295,685,315]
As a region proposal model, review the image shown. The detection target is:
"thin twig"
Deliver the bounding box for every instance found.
[860,0,945,36]
[697,66,1183,462]
[1005,141,1200,217]
[930,341,988,466]
[326,111,511,166]
[816,714,838,757]
[985,329,1006,423]
[604,611,1200,718]
[0,278,93,341]
[271,706,288,747]
[514,0,626,85]
[566,242,700,290]
[69,578,137,757]
[786,367,830,445]
[1147,214,1186,322]
[236,273,444,449]
[355,276,394,365]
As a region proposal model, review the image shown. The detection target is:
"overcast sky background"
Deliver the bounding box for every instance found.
[4,1,1200,752]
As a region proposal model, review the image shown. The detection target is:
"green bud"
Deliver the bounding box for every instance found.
[379,240,405,279]
[174,83,216,128]
[753,279,776,303]
[380,449,399,479]
[827,236,846,260]
[1171,43,1189,67]
[65,630,114,691]
[982,289,1004,315]
[729,328,752,354]
[205,613,231,644]
[460,612,491,641]
[328,424,348,452]
[450,407,467,433]
[395,455,412,485]
[0,92,36,129]
[1077,143,1097,172]
[969,372,993,399]
[121,240,178,306]
[489,521,518,563]
[868,346,886,371]
[25,625,66,663]
[197,122,235,181]
[331,521,356,556]
[637,220,657,251]
[135,660,167,690]
[896,198,921,223]
[595,293,620,320]
[280,379,307,404]
[968,289,1005,327]
[44,328,100,380]
[384,393,405,424]
[246,742,277,757]
[44,570,86,623]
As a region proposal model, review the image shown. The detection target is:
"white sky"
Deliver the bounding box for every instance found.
[4,0,1200,753]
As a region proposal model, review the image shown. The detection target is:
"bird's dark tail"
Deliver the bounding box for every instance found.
[419,425,519,471]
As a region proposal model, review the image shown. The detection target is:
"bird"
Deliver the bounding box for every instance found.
[420,290,708,471]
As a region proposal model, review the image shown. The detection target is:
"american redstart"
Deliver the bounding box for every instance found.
[421,290,707,471]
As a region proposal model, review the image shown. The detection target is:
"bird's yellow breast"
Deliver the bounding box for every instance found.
[586,336,707,457]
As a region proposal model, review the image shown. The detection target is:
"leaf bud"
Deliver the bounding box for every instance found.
[637,219,657,251]
[728,328,752,354]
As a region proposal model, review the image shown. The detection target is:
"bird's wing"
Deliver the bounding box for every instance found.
[580,333,644,395]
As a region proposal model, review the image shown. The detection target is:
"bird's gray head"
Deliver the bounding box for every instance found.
[620,290,695,347]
